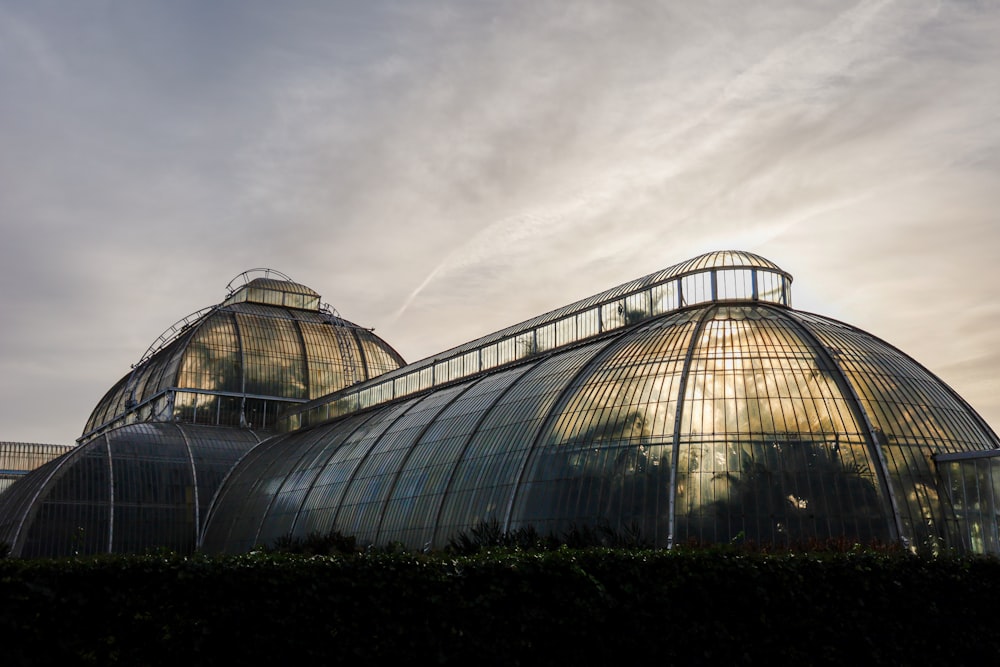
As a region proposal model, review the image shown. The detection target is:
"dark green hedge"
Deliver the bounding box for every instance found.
[2,549,998,665]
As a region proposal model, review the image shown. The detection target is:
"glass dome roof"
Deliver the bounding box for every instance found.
[81,271,406,441]
[201,253,1000,556]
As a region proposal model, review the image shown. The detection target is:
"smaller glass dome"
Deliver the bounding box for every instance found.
[81,270,406,441]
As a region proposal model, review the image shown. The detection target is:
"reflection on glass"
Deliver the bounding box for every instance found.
[286,262,795,432]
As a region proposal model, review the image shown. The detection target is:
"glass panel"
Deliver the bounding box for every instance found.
[300,321,349,398]
[758,271,784,304]
[651,280,679,315]
[555,317,576,347]
[289,401,419,545]
[230,428,330,546]
[336,386,465,541]
[178,313,241,393]
[236,312,307,399]
[938,456,1000,555]
[513,311,699,545]
[623,290,651,325]
[577,309,600,339]
[668,307,892,547]
[717,269,754,301]
[377,369,531,547]
[681,272,712,306]
[536,324,556,353]
[799,310,1000,553]
[433,340,616,547]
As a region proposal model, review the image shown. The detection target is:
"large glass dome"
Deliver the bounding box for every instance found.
[201,253,1000,555]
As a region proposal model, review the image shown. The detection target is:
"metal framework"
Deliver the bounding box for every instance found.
[199,251,1000,556]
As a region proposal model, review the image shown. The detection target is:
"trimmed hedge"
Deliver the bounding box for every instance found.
[2,549,998,664]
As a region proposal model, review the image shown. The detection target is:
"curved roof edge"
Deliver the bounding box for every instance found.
[280,250,794,432]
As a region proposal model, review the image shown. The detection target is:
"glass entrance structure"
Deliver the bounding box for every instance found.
[200,252,1000,555]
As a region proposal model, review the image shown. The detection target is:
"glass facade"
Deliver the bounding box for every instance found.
[0,424,261,557]
[82,274,405,440]
[936,451,1000,553]
[0,271,405,558]
[0,442,75,496]
[200,255,1000,555]
[5,252,1000,558]
[279,250,793,432]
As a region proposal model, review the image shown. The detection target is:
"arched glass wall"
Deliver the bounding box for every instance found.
[0,424,262,558]
[201,299,1000,555]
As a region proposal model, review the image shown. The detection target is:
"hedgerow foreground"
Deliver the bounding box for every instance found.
[2,541,998,664]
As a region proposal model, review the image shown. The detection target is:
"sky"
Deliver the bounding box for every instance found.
[1,0,998,444]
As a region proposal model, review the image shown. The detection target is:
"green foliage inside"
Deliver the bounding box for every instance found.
[1,547,999,665]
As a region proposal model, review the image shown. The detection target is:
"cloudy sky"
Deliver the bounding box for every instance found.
[1,0,998,444]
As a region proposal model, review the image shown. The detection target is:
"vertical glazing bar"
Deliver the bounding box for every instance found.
[284,411,381,541]
[778,306,906,548]
[373,380,482,544]
[501,336,627,533]
[106,435,114,554]
[292,317,310,398]
[174,423,201,549]
[667,306,716,549]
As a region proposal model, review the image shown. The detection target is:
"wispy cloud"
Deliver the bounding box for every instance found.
[1,0,998,441]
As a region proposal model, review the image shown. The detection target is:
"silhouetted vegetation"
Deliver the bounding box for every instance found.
[445,518,651,554]
[265,529,360,556]
[2,548,999,665]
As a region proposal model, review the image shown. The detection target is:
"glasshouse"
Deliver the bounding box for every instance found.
[3,252,999,558]
[0,271,405,557]
[201,251,1000,555]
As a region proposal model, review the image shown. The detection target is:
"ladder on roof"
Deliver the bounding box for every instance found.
[327,305,359,390]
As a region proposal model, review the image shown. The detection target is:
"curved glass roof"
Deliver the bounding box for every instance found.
[6,249,999,558]
[81,271,406,441]
[201,300,1000,555]
[666,250,785,275]
[0,424,262,557]
[281,250,793,432]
